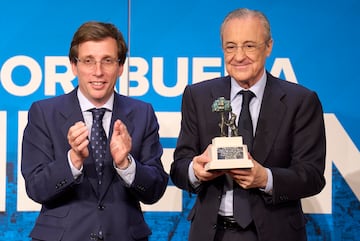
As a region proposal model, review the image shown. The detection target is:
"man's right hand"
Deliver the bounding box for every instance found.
[192,145,225,182]
[67,121,89,169]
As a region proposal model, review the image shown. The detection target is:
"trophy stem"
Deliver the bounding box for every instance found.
[220,112,226,137]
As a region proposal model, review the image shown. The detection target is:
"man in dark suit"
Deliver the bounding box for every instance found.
[21,21,168,241]
[170,8,326,241]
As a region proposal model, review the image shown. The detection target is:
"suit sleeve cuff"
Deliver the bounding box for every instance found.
[67,150,83,179]
[114,154,136,185]
[188,161,201,188]
[260,168,273,195]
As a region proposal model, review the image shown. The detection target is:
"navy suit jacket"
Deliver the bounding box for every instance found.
[21,88,168,241]
[170,72,326,241]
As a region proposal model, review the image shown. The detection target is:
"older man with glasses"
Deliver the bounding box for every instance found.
[170,8,326,241]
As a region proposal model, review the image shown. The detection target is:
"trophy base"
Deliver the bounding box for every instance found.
[205,136,254,171]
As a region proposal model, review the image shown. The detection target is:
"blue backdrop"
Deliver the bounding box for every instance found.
[0,0,359,240]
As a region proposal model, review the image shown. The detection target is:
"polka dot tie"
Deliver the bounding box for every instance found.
[89,108,107,185]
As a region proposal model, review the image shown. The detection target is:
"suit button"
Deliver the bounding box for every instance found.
[98,230,104,240]
[136,185,145,191]
[90,233,97,240]
[98,205,105,210]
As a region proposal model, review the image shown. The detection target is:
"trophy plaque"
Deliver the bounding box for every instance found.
[205,97,254,171]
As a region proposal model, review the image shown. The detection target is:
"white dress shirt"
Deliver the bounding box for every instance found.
[68,89,136,186]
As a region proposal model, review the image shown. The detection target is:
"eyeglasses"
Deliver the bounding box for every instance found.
[223,42,268,54]
[75,57,120,70]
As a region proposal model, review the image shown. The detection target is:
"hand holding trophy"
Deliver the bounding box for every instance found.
[205,97,254,171]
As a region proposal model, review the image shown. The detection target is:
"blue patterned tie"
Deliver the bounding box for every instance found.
[234,90,255,228]
[89,108,107,185]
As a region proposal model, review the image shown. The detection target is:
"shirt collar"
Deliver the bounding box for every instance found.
[77,88,114,112]
[230,69,267,101]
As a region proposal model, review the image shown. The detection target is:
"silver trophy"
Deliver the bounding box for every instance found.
[205,97,254,171]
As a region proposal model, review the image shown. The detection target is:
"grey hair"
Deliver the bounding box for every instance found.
[220,8,272,44]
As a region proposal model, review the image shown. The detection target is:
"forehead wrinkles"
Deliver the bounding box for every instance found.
[222,17,266,44]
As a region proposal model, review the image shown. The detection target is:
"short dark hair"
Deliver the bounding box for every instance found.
[69,21,128,65]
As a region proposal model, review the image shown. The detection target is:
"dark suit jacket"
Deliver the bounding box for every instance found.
[21,88,168,241]
[170,73,326,241]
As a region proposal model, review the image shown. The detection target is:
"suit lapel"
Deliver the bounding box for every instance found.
[210,76,231,100]
[253,74,286,164]
[59,89,84,141]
